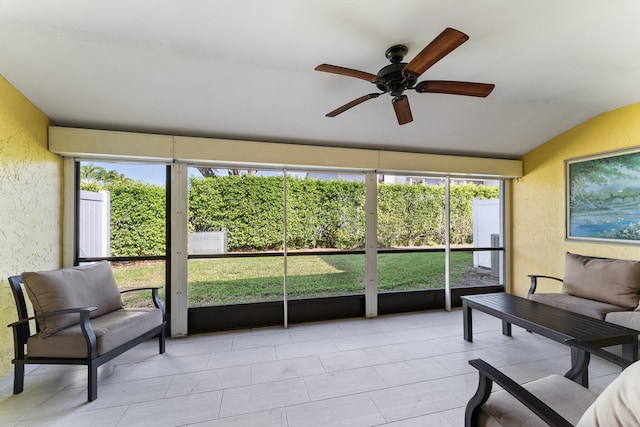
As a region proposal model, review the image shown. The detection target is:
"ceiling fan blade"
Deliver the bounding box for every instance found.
[392,95,413,125]
[315,64,377,82]
[326,93,381,117]
[415,80,495,97]
[402,28,469,83]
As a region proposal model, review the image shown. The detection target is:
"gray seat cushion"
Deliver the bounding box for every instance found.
[530,293,630,320]
[478,374,598,426]
[27,308,163,358]
[605,312,640,331]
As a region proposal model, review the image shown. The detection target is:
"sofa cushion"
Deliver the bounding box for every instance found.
[563,252,640,309]
[577,360,640,426]
[27,308,163,358]
[605,312,640,331]
[22,261,124,337]
[478,374,597,426]
[530,293,630,320]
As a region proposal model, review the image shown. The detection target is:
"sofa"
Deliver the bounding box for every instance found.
[528,252,640,331]
[7,261,166,401]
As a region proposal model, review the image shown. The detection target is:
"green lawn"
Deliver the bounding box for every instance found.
[112,252,478,307]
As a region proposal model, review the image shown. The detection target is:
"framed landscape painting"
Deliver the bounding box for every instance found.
[567,147,640,244]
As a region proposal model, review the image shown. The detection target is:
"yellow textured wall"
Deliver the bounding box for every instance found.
[512,102,640,296]
[0,75,59,379]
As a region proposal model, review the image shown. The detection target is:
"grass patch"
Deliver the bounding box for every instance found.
[112,252,477,307]
[111,261,166,307]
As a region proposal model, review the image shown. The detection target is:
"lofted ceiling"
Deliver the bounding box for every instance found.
[1,1,640,160]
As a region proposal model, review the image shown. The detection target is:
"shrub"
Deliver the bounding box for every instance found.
[83,176,498,254]
[81,181,166,256]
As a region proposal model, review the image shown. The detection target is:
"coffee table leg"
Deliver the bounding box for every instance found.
[622,336,638,362]
[571,347,589,387]
[463,300,473,342]
[502,321,512,337]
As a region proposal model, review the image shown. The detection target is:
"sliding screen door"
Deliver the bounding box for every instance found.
[449,178,503,289]
[187,168,285,306]
[377,174,447,292]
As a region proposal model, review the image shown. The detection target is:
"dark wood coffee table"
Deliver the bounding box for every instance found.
[461,293,638,386]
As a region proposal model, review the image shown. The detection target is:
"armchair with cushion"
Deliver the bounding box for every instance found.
[465,339,640,426]
[7,261,166,401]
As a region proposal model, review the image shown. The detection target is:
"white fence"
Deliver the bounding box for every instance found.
[79,190,110,258]
[472,198,501,278]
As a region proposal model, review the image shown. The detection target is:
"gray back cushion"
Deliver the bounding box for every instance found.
[22,261,124,337]
[563,252,640,309]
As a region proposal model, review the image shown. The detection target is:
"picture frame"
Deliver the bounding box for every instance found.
[566,147,640,244]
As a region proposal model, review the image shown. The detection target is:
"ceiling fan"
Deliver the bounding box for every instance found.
[315,27,494,125]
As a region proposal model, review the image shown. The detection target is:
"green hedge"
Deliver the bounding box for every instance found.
[83,176,498,255]
[189,176,367,250]
[189,176,498,250]
[82,181,166,256]
[189,176,286,251]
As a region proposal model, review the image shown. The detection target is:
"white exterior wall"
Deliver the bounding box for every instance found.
[473,198,500,268]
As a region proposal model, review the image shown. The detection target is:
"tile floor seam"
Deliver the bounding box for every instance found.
[216,388,225,421]
[212,407,274,425]
[315,354,330,374]
[365,389,392,425]
[283,405,291,427]
[282,390,385,425]
[113,403,131,427]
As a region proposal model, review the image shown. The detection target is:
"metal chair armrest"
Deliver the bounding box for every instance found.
[466,358,572,427]
[7,307,98,359]
[527,274,563,298]
[7,307,98,328]
[119,286,162,294]
[120,286,164,312]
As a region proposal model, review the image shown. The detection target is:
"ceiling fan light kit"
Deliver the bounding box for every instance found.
[315,27,495,125]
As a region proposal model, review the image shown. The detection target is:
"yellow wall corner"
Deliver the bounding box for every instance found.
[0,75,60,379]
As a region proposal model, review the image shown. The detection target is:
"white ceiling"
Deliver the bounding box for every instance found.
[2,1,640,159]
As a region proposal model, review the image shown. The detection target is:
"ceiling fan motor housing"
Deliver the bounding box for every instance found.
[374,62,408,97]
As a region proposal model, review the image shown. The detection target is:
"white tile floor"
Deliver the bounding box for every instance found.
[0,308,625,426]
